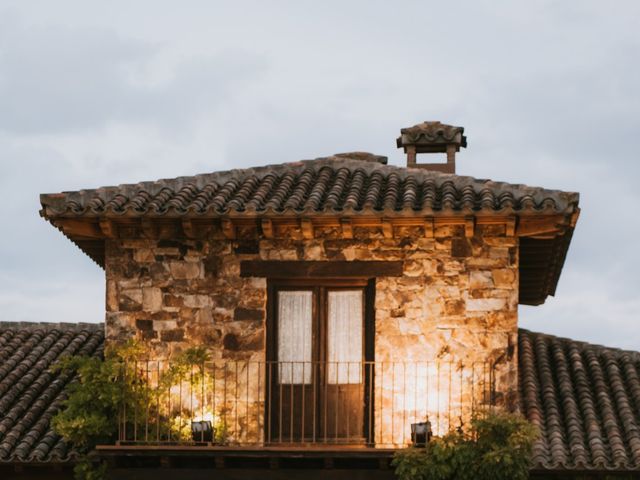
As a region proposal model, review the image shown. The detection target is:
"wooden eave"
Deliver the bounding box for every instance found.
[44,208,579,306]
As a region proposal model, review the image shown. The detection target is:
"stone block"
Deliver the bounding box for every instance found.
[106,280,118,312]
[469,271,493,289]
[466,298,507,312]
[119,288,142,311]
[444,299,466,316]
[169,261,202,279]
[135,319,153,331]
[160,329,184,342]
[142,287,163,311]
[492,268,516,288]
[182,294,213,308]
[133,249,155,263]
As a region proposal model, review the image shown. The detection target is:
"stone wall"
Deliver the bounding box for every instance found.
[105,223,519,445]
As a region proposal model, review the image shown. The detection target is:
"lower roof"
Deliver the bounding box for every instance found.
[1,322,638,473]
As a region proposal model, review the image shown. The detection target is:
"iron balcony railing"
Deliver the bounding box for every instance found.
[116,360,496,448]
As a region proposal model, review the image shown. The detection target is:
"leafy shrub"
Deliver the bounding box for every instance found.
[392,411,538,480]
[51,342,211,479]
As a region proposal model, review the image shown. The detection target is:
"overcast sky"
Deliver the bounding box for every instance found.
[1,1,639,350]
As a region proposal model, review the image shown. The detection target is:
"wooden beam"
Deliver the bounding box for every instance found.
[517,217,562,237]
[58,219,103,239]
[222,219,236,239]
[301,218,314,239]
[98,218,116,238]
[464,216,475,238]
[341,218,353,239]
[261,218,274,239]
[382,220,393,239]
[140,219,156,239]
[181,218,195,238]
[424,218,434,238]
[240,260,404,278]
[505,217,516,237]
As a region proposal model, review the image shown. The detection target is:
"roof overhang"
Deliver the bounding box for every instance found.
[41,208,579,306]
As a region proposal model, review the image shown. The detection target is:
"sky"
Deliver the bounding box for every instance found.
[0,1,639,349]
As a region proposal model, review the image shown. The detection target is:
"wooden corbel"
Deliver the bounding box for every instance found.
[99,218,116,238]
[382,219,393,239]
[301,218,314,239]
[464,216,475,238]
[222,219,236,239]
[341,218,353,239]
[181,218,195,238]
[140,219,156,239]
[261,218,274,239]
[505,216,516,237]
[424,217,434,238]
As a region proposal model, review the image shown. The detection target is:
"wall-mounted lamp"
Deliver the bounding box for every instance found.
[191,420,213,443]
[411,421,432,447]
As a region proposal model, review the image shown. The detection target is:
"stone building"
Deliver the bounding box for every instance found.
[1,122,639,479]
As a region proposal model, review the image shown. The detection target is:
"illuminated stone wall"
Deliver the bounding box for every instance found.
[104,223,518,445]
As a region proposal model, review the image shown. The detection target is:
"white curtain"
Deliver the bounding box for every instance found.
[327,290,363,384]
[277,291,313,384]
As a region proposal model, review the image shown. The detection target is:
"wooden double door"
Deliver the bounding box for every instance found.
[266,280,374,444]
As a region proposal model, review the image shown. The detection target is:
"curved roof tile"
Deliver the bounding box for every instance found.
[520,329,640,472]
[0,322,103,464]
[40,156,579,219]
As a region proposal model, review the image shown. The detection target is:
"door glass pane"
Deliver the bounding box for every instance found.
[277,290,313,384]
[327,290,363,384]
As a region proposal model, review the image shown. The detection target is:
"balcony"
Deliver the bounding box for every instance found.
[111,360,496,449]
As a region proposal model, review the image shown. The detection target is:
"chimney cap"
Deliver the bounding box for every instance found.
[396,121,467,154]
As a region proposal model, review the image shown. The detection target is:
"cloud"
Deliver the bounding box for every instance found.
[0,13,266,134]
[0,1,639,351]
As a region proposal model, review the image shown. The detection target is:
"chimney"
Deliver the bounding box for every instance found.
[396,121,467,173]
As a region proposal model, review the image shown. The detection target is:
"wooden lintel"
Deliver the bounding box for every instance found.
[301,218,314,239]
[181,218,195,238]
[382,220,393,239]
[464,217,475,238]
[505,217,517,237]
[222,219,236,239]
[261,218,274,239]
[140,219,156,239]
[423,218,434,238]
[98,218,116,238]
[240,260,404,278]
[58,219,103,239]
[341,218,353,239]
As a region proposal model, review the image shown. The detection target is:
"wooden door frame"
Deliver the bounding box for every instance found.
[265,278,376,444]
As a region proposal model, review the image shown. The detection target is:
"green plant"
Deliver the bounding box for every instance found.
[52,342,213,479]
[392,411,538,480]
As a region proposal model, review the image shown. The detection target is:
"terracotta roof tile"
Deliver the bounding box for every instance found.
[0,322,103,463]
[519,329,640,472]
[40,156,578,218]
[2,322,639,473]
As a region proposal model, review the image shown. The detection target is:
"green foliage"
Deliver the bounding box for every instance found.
[72,457,108,480]
[392,411,538,480]
[51,340,149,449]
[51,342,212,480]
